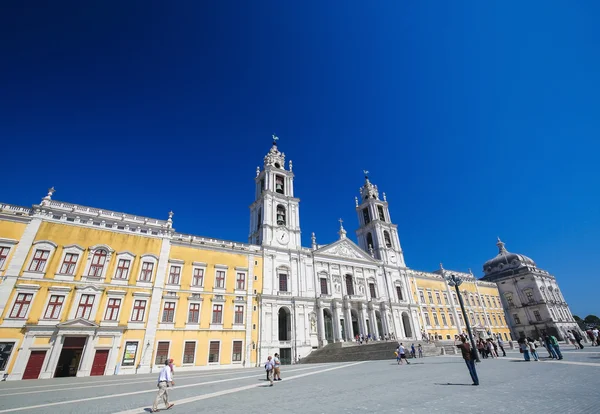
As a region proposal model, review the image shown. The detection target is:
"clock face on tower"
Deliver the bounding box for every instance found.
[275,228,290,245]
[388,251,397,264]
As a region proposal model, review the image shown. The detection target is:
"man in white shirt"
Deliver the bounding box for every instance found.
[152,360,175,412]
[265,356,275,386]
[398,343,410,365]
[273,353,282,381]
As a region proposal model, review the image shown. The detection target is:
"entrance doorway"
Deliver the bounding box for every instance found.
[23,350,46,380]
[351,310,360,337]
[55,336,87,378]
[402,312,413,338]
[279,347,292,365]
[323,309,334,342]
[340,319,346,340]
[90,349,109,376]
[278,307,291,341]
[375,311,383,337]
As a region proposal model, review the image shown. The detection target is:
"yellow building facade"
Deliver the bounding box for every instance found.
[0,192,261,380]
[408,266,512,342]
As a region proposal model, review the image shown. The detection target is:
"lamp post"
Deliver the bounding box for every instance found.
[446,273,480,362]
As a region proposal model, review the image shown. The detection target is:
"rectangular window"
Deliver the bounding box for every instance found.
[139,262,154,282]
[192,268,204,287]
[492,297,497,308]
[115,259,130,279]
[377,205,385,222]
[168,266,181,285]
[131,300,146,322]
[188,303,200,323]
[234,305,244,324]
[0,342,15,371]
[362,208,370,225]
[513,314,521,324]
[232,340,243,362]
[525,290,535,303]
[279,274,288,292]
[0,247,9,269]
[419,291,425,303]
[427,291,434,304]
[486,296,492,307]
[162,302,175,323]
[212,304,223,324]
[104,298,121,321]
[441,312,447,326]
[208,341,220,363]
[88,250,107,277]
[44,295,64,319]
[29,249,49,272]
[443,293,449,305]
[492,314,497,325]
[183,341,196,364]
[59,253,79,275]
[396,286,403,301]
[320,278,328,295]
[452,293,458,305]
[448,312,455,326]
[433,312,440,326]
[369,283,377,299]
[76,294,95,319]
[155,342,170,365]
[236,272,246,290]
[215,270,226,289]
[506,294,514,306]
[435,292,441,304]
[458,313,464,325]
[9,293,33,319]
[424,312,431,326]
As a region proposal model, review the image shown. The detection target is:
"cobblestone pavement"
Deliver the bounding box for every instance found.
[1,347,599,414]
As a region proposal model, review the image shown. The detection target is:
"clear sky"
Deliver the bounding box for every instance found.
[1,2,598,316]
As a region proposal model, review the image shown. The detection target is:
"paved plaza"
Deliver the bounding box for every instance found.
[0,348,599,414]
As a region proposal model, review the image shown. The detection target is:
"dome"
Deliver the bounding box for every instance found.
[482,238,536,275]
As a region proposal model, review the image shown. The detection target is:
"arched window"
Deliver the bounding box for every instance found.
[377,205,386,222]
[275,175,285,194]
[366,233,373,249]
[256,209,261,231]
[276,205,286,226]
[384,231,392,248]
[88,249,107,277]
[345,275,354,296]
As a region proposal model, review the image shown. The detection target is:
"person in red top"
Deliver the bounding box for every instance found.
[455,335,479,386]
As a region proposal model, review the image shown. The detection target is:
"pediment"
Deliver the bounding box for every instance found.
[57,318,99,328]
[314,239,375,262]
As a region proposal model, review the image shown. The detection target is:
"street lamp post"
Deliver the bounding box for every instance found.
[446,273,481,362]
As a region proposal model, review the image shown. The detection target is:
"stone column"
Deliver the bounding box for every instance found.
[317,304,326,346]
[106,334,121,375]
[370,308,380,339]
[39,333,63,379]
[345,305,353,340]
[77,334,97,377]
[332,303,343,341]
[398,312,406,339]
[359,304,368,336]
[380,305,389,336]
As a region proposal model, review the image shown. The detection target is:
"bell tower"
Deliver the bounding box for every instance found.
[355,171,405,267]
[249,136,301,249]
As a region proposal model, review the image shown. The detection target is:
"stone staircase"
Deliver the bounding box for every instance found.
[300,340,441,364]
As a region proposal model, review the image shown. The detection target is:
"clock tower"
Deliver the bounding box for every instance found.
[249,136,301,249]
[355,172,405,267]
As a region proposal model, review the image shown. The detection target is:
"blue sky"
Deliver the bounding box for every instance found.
[1,2,599,316]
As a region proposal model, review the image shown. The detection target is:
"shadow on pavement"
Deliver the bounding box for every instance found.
[434,383,474,386]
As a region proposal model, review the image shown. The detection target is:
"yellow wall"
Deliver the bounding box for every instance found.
[0,218,28,275]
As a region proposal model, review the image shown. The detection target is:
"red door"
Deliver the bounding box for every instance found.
[23,351,46,380]
[90,350,109,376]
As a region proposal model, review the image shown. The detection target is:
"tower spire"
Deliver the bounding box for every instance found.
[338,218,347,239]
[496,237,507,254]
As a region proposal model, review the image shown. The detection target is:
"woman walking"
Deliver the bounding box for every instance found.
[527,338,539,361]
[519,338,531,361]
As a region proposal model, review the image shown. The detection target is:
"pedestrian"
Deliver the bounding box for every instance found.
[273,353,282,381]
[152,360,175,412]
[518,338,530,361]
[543,335,558,359]
[593,327,599,346]
[527,337,539,361]
[572,330,584,349]
[497,336,506,357]
[566,331,579,349]
[397,343,410,365]
[410,344,416,359]
[477,340,486,359]
[265,356,274,386]
[455,335,478,386]
[548,335,563,360]
[487,339,497,358]
[418,344,423,358]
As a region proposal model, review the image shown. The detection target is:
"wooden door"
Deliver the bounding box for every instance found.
[23,351,46,380]
[90,350,109,376]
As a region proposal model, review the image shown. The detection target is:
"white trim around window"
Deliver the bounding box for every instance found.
[231,339,244,364]
[101,289,126,327]
[166,260,183,290]
[137,254,158,287]
[128,291,151,329]
[159,295,179,330]
[207,339,221,365]
[68,285,104,321]
[82,244,114,281]
[22,241,58,279]
[0,238,19,273]
[185,296,203,330]
[2,284,41,327]
[232,303,245,330]
[234,266,248,293]
[54,244,84,281]
[190,262,207,291]
[38,285,72,326]
[214,264,228,292]
[182,340,198,366]
[112,251,136,286]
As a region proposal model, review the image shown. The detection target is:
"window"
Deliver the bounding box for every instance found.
[232,340,243,362]
[183,341,196,364]
[0,342,15,371]
[470,312,475,324]
[76,294,95,319]
[139,262,154,282]
[452,293,458,305]
[366,232,374,249]
[59,253,79,275]
[345,275,354,296]
[155,342,170,365]
[475,296,480,307]
[492,297,497,308]
[208,341,220,363]
[458,313,464,325]
[275,175,285,194]
[29,250,49,272]
[236,272,246,290]
[443,293,449,305]
[378,206,386,222]
[256,209,262,231]
[162,302,175,323]
[320,278,328,295]
[448,312,455,326]
[188,303,200,323]
[168,266,181,285]
[524,289,535,303]
[279,273,288,292]
[505,293,514,307]
[192,268,204,287]
[369,283,377,299]
[9,293,33,319]
[44,295,64,319]
[362,208,370,225]
[424,312,431,326]
[441,312,447,326]
[513,314,521,325]
[131,300,146,321]
[492,314,497,325]
[435,292,441,304]
[498,314,505,325]
[215,270,226,289]
[212,304,223,324]
[0,247,9,268]
[433,312,440,326]
[549,308,556,320]
[383,231,392,248]
[88,249,107,277]
[115,259,131,279]
[234,305,244,324]
[486,314,491,325]
[419,291,426,303]
[276,205,286,225]
[427,291,434,304]
[104,298,121,321]
[486,296,492,307]
[396,286,404,301]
